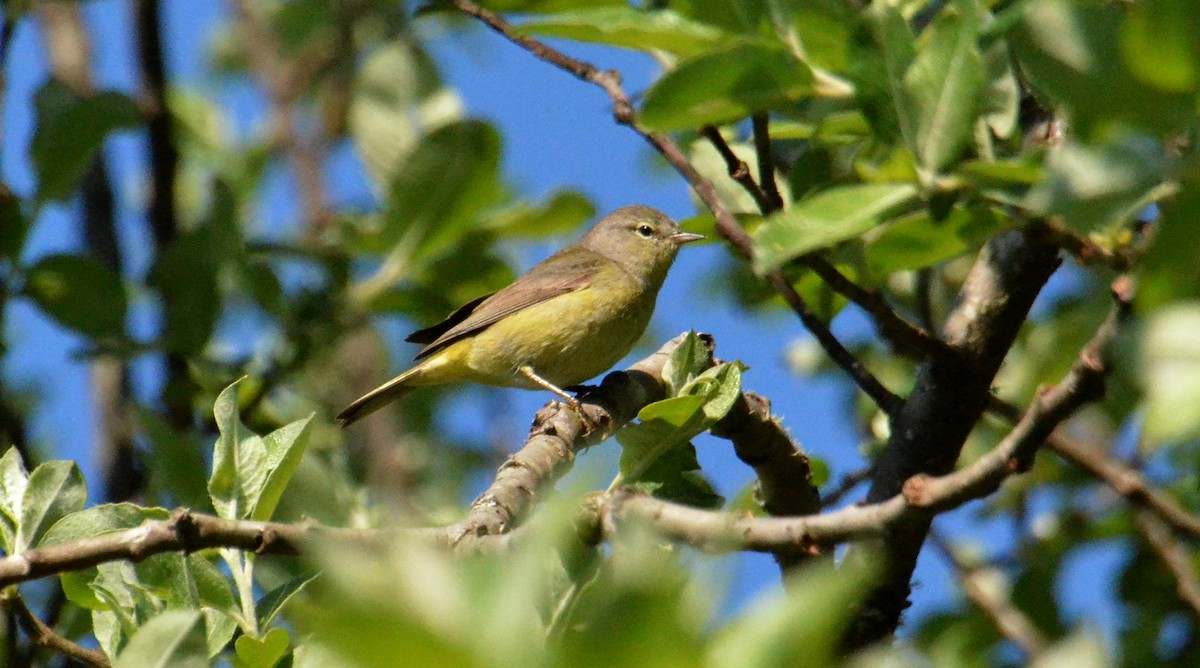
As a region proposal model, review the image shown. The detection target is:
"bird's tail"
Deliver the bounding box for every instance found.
[336,367,419,428]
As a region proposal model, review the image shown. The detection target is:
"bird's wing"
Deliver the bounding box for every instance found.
[411,248,605,360]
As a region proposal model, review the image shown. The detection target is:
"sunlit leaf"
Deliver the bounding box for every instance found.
[114,610,208,668]
[1140,303,1200,445]
[752,183,919,273]
[17,461,86,552]
[641,44,814,131]
[519,7,727,58]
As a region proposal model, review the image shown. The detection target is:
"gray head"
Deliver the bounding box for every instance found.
[578,205,703,282]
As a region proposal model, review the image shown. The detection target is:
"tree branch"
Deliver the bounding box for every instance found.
[989,398,1200,542]
[435,333,701,544]
[135,0,189,429]
[1135,510,1200,621]
[929,534,1047,657]
[449,0,903,417]
[699,125,771,212]
[0,592,110,667]
[751,112,783,212]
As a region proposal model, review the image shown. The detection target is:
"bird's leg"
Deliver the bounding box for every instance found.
[519,366,595,431]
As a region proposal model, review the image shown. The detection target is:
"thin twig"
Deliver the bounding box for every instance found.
[929,534,1047,656]
[820,467,873,509]
[991,398,1200,541]
[699,125,771,212]
[751,112,783,212]
[1,592,111,667]
[449,0,903,416]
[1135,511,1200,620]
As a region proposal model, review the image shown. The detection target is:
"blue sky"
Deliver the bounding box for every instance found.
[0,0,1127,644]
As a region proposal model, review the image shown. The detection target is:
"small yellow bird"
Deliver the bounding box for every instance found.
[337,205,702,427]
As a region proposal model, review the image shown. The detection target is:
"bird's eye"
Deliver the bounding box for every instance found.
[636,224,654,238]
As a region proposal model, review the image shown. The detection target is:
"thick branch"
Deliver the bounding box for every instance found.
[435,334,701,544]
[0,592,110,667]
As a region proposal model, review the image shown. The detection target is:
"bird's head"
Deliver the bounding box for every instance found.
[580,205,703,281]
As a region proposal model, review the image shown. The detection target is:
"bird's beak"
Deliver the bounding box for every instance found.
[669,232,705,245]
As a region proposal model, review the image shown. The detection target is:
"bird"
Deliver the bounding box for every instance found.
[336,205,703,427]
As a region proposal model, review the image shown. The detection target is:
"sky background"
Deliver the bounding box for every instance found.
[0,0,1127,646]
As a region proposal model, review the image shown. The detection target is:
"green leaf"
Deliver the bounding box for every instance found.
[617,362,743,504]
[904,3,984,176]
[234,627,291,668]
[148,227,224,354]
[30,82,141,204]
[1138,184,1200,311]
[752,183,919,273]
[0,188,29,261]
[0,448,28,554]
[1140,303,1200,445]
[865,205,1010,274]
[707,558,878,667]
[208,380,314,521]
[482,191,595,239]
[1024,137,1167,235]
[1119,0,1200,93]
[114,610,208,668]
[209,380,259,520]
[41,504,170,611]
[17,461,86,552]
[661,331,712,396]
[251,415,314,522]
[256,571,320,629]
[137,409,212,510]
[1015,0,1193,136]
[518,8,728,58]
[23,254,127,339]
[641,44,814,131]
[848,2,916,147]
[981,41,1019,140]
[475,0,626,12]
[376,120,504,255]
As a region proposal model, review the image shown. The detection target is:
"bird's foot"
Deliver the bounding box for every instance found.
[565,397,600,435]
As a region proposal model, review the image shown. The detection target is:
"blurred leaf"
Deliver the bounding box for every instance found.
[671,0,765,34]
[1139,183,1200,310]
[148,226,224,355]
[17,461,86,553]
[23,254,127,339]
[1119,0,1200,93]
[1140,303,1200,445]
[137,408,213,511]
[0,188,28,261]
[1015,0,1194,135]
[482,190,595,238]
[256,570,319,629]
[847,2,916,147]
[1031,632,1112,668]
[1024,137,1167,234]
[30,82,141,204]
[114,610,208,668]
[519,8,727,58]
[865,205,1009,274]
[904,2,984,176]
[475,0,625,12]
[234,627,291,668]
[752,183,919,273]
[707,558,877,668]
[375,120,504,256]
[641,44,814,131]
[0,448,28,554]
[350,41,451,190]
[981,41,1019,140]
